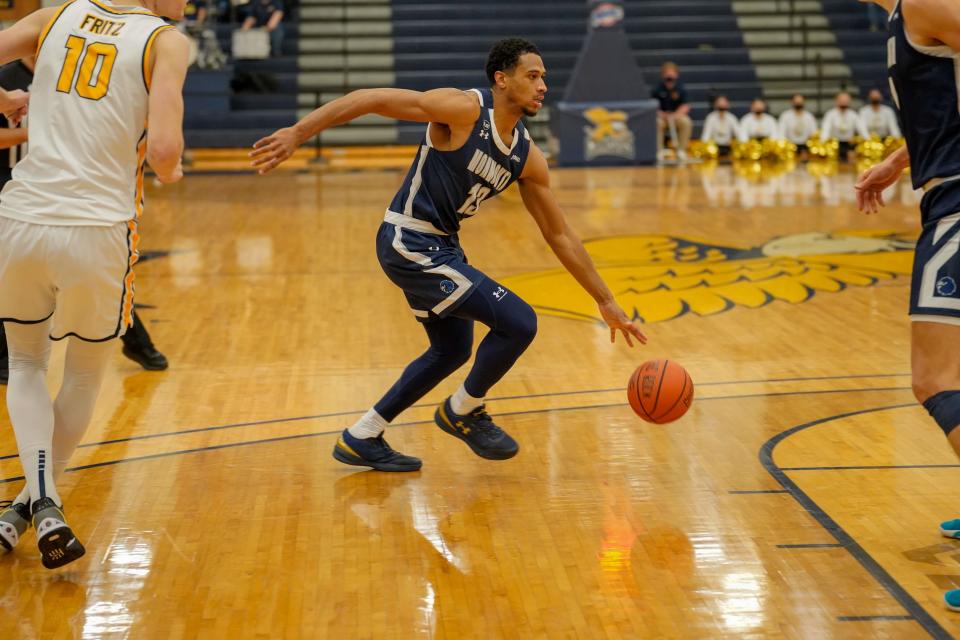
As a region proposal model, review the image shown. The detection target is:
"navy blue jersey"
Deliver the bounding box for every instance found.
[387,88,532,235]
[888,0,960,221]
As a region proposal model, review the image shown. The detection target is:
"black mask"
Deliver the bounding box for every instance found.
[871,98,882,105]
[793,104,804,110]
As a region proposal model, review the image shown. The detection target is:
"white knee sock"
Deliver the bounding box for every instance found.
[5,322,58,506]
[8,331,112,509]
[450,383,483,416]
[347,408,388,439]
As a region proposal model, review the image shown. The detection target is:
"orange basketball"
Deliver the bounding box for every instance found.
[627,360,694,424]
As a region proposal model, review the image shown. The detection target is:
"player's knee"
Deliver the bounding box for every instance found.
[509,301,538,347]
[443,342,474,370]
[923,390,960,437]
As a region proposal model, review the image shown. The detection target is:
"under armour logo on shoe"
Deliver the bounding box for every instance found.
[455,420,471,435]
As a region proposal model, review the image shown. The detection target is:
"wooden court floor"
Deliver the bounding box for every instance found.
[1,160,958,639]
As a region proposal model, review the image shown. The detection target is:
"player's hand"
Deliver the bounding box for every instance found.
[855,159,901,214]
[599,300,647,347]
[250,127,301,174]
[0,89,29,125]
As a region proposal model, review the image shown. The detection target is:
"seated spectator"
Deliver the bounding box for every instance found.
[859,88,902,138]
[242,0,284,57]
[778,94,818,160]
[739,99,779,142]
[183,0,207,25]
[701,95,740,157]
[821,92,868,161]
[652,62,692,162]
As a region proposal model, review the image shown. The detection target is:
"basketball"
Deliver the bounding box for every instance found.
[628,360,694,424]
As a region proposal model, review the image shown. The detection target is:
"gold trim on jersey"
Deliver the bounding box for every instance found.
[135,133,146,218]
[88,0,158,17]
[121,219,140,330]
[36,0,76,58]
[142,24,175,91]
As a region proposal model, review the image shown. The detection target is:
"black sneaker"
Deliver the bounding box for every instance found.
[121,344,169,371]
[121,311,168,371]
[0,500,30,552]
[435,398,519,460]
[31,497,85,569]
[0,365,7,386]
[332,429,422,472]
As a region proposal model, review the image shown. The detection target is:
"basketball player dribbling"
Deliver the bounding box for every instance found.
[857,0,960,610]
[0,0,189,568]
[253,38,646,472]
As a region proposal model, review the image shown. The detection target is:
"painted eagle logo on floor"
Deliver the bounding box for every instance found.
[499,231,916,323]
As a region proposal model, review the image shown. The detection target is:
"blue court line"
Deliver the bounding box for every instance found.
[0,383,913,463]
[783,464,960,472]
[760,403,954,639]
[777,543,844,549]
[837,616,915,622]
[729,489,789,494]
[0,384,915,485]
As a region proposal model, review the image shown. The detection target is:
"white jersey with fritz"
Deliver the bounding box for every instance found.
[0,0,172,226]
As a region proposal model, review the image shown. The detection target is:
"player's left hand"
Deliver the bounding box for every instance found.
[250,126,301,174]
[855,158,901,214]
[599,300,647,347]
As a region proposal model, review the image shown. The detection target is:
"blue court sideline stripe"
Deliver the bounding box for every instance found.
[837,615,915,622]
[760,403,953,640]
[783,464,960,471]
[728,490,789,494]
[0,382,913,463]
[776,543,844,549]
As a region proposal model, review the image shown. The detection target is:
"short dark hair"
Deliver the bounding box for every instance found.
[485,38,541,84]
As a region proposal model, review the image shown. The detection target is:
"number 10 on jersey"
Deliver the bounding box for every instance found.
[56,35,117,100]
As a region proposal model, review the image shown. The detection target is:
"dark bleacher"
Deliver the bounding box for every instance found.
[820,0,889,100]
[391,0,760,142]
[183,22,299,148]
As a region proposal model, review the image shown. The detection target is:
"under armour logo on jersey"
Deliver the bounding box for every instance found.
[492,286,508,301]
[479,130,490,140]
[511,155,521,163]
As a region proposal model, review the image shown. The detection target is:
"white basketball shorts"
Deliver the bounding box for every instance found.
[0,215,138,341]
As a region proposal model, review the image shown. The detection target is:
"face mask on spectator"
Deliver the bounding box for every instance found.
[871,97,882,105]
[793,102,804,110]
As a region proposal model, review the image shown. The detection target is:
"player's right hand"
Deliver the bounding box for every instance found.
[855,159,901,214]
[599,300,648,348]
[0,89,29,125]
[251,127,301,174]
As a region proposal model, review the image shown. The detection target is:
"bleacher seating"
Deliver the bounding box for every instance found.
[181,0,890,149]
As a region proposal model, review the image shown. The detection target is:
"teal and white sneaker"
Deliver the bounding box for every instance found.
[946,590,960,611]
[940,519,960,539]
[0,500,30,552]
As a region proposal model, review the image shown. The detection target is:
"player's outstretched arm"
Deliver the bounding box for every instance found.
[146,30,190,184]
[855,145,910,214]
[518,144,647,347]
[250,88,481,174]
[0,7,56,121]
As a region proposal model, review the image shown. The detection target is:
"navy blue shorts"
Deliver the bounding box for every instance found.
[376,221,487,322]
[910,211,960,325]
